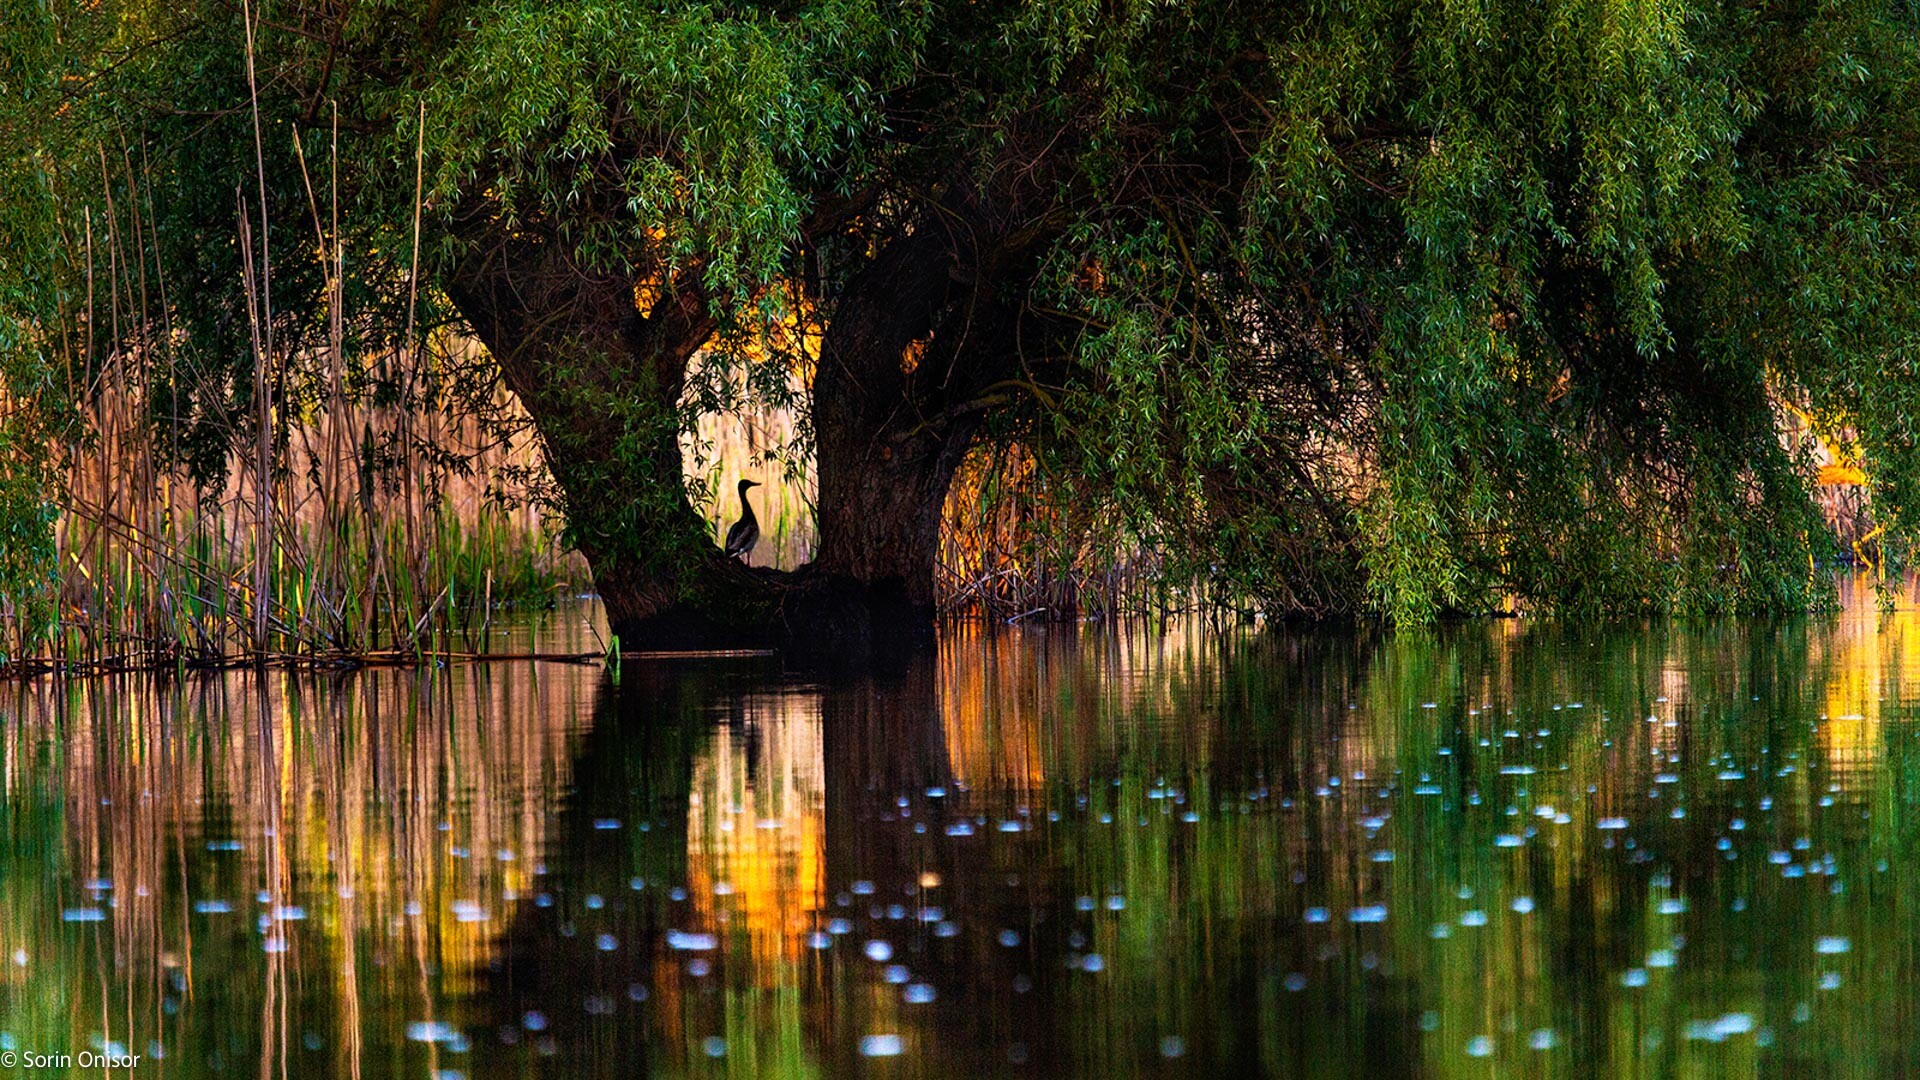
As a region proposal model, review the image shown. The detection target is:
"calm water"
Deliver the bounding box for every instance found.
[5,585,1920,1077]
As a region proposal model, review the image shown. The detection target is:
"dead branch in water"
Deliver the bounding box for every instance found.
[0,648,606,680]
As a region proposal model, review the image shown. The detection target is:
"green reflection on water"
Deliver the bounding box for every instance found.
[2,588,1919,1077]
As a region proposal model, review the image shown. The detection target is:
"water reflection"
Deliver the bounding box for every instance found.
[4,588,1920,1076]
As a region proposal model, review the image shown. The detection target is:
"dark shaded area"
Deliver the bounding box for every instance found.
[459,662,719,1078]
[461,631,1441,1078]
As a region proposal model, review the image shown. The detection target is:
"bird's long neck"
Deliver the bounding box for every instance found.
[738,485,757,523]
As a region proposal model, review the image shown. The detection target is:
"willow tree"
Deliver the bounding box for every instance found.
[4,0,1917,646]
[1003,0,1920,619]
[3,0,946,645]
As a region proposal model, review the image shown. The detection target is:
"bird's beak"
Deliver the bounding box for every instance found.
[745,480,761,489]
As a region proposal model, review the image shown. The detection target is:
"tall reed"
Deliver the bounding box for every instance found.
[15,366,584,674]
[937,442,1205,622]
[0,94,588,674]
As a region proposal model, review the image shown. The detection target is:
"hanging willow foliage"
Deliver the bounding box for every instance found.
[1,0,1915,637]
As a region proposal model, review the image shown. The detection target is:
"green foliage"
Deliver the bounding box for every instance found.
[0,0,84,653]
[418,0,916,298]
[3,0,1916,627]
[1013,0,1915,618]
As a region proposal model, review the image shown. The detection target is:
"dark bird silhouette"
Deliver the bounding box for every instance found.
[724,478,761,559]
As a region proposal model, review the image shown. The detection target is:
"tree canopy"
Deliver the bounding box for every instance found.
[2,0,1916,640]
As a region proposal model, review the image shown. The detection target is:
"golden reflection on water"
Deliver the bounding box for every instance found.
[1812,582,1920,776]
[684,692,826,974]
[937,619,1233,793]
[1,657,598,1079]
[4,584,1920,1077]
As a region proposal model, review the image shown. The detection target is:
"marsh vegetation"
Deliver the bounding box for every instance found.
[1,0,1916,661]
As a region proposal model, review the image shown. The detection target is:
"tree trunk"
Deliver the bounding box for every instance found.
[814,226,965,611]
[811,209,1037,616]
[445,191,1061,652]
[444,229,745,635]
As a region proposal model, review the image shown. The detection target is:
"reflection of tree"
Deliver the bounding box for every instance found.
[814,629,1431,1077]
[467,665,707,1079]
[821,650,953,876]
[0,663,598,1080]
[13,593,1920,1078]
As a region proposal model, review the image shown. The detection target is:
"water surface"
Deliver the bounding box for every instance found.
[5,587,1920,1076]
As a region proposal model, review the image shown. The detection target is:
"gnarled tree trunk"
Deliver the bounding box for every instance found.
[812,224,977,616]
[446,189,1062,652]
[811,198,1061,623]
[444,228,754,639]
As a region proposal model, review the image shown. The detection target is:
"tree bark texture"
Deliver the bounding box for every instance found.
[443,226,735,630]
[445,186,1062,650]
[811,200,1048,614]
